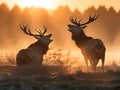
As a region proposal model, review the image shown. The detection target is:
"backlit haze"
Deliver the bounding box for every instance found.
[0,0,120,66]
[0,0,120,12]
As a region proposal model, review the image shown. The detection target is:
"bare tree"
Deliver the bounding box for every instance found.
[68,15,106,72]
[16,23,53,66]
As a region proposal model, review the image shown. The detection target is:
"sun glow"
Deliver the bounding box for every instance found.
[18,0,54,9]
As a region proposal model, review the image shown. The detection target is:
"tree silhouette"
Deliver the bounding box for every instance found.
[0,4,119,50]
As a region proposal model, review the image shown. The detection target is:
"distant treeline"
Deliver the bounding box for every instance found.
[0,3,120,49]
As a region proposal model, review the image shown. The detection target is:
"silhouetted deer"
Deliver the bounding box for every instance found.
[68,15,106,72]
[16,23,53,66]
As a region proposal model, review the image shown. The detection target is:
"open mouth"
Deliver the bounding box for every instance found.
[68,29,72,32]
[49,34,52,37]
[50,39,53,42]
[49,34,53,42]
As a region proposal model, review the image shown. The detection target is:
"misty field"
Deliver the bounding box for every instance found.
[0,49,120,90]
[0,2,120,90]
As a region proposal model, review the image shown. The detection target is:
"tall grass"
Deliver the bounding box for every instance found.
[0,49,119,73]
[0,49,82,66]
[43,48,82,66]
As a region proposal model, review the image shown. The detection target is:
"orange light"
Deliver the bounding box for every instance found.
[18,0,54,9]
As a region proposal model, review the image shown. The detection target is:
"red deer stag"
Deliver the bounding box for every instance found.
[68,15,106,72]
[16,23,53,66]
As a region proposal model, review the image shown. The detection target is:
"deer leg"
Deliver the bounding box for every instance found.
[89,59,96,73]
[84,57,88,71]
[95,59,99,66]
[102,58,105,73]
[89,60,94,72]
[101,52,105,73]
[93,60,96,73]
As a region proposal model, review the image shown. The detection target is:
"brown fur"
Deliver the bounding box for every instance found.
[68,16,106,72]
[16,41,49,66]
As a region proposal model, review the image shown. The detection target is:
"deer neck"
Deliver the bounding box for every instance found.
[28,41,49,54]
[72,31,93,48]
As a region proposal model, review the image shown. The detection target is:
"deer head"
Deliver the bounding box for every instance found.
[68,15,99,34]
[20,23,53,45]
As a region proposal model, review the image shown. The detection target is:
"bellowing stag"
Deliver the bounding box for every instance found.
[68,15,106,72]
[16,23,53,66]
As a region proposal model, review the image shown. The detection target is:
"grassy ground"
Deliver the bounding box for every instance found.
[0,49,119,90]
[0,65,120,90]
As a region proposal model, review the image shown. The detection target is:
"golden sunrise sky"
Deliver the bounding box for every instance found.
[0,0,120,12]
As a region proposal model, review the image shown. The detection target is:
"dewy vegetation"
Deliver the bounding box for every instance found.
[0,49,119,73]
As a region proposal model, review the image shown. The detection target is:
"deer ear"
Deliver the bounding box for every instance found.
[45,34,52,38]
[80,25,87,30]
[68,24,74,29]
[34,36,41,40]
[68,24,80,31]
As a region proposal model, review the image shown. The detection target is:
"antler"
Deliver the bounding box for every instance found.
[20,22,48,38]
[20,23,39,37]
[42,26,47,35]
[69,14,99,26]
[36,26,47,37]
[70,17,81,26]
[80,14,99,26]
